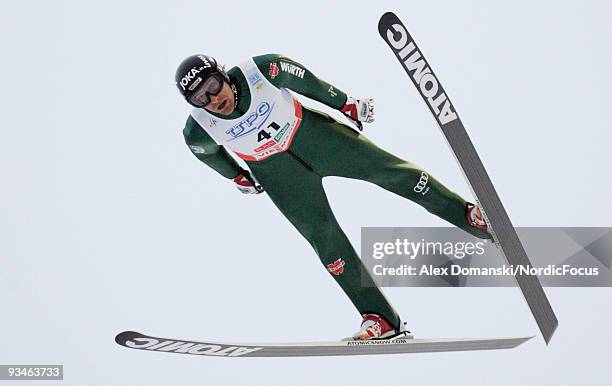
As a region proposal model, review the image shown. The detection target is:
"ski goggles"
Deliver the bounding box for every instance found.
[187,72,225,108]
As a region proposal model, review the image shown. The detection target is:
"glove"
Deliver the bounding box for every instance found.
[233,169,264,194]
[340,97,375,131]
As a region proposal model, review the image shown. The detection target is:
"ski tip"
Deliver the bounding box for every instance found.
[499,336,533,347]
[543,322,559,345]
[378,11,400,35]
[115,330,140,345]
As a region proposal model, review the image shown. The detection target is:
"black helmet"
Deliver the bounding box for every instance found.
[174,54,230,104]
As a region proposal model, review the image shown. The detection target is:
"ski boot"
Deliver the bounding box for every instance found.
[466,202,492,239]
[344,314,413,341]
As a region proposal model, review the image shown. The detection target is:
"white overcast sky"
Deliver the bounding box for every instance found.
[1,0,610,385]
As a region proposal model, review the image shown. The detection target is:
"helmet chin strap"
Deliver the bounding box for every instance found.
[216,68,240,114]
[229,81,241,114]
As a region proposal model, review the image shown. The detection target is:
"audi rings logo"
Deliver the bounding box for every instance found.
[413,172,430,195]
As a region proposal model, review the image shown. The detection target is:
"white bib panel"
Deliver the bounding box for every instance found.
[190,59,303,161]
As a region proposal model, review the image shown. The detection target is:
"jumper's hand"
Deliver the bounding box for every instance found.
[340,97,375,131]
[233,170,264,194]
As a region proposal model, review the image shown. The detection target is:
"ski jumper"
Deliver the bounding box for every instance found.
[183,54,489,329]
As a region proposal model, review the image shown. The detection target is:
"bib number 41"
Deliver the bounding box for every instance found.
[257,122,280,142]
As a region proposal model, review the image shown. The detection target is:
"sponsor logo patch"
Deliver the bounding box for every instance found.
[269,63,279,79]
[248,72,261,85]
[249,72,261,84]
[327,258,346,276]
[274,123,290,142]
[413,171,430,195]
[189,145,206,154]
[178,56,212,90]
[248,72,264,89]
[179,67,203,90]
[280,62,305,79]
[226,101,274,140]
[328,86,337,98]
[188,77,202,91]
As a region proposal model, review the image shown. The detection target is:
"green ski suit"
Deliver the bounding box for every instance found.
[183,54,489,329]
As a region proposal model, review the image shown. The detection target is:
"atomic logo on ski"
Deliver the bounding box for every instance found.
[381,21,457,126]
[115,330,532,358]
[327,258,346,276]
[378,11,558,344]
[117,332,262,357]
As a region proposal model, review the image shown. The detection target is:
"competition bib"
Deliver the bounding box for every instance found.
[190,59,303,161]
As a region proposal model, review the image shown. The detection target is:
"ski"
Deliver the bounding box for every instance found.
[115,331,531,358]
[377,12,558,344]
